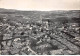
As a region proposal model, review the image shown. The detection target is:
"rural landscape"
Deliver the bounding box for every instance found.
[0,8,80,55]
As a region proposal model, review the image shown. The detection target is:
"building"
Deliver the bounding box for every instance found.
[42,18,50,30]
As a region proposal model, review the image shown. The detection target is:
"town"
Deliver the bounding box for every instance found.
[0,9,80,55]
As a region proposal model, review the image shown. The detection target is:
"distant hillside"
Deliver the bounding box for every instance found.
[0,8,80,23]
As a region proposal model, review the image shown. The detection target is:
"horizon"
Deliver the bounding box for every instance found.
[0,0,80,11]
[0,8,80,11]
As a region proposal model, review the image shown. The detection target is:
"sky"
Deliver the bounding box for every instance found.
[0,0,80,11]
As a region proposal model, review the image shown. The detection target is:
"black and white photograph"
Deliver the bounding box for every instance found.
[0,0,80,55]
